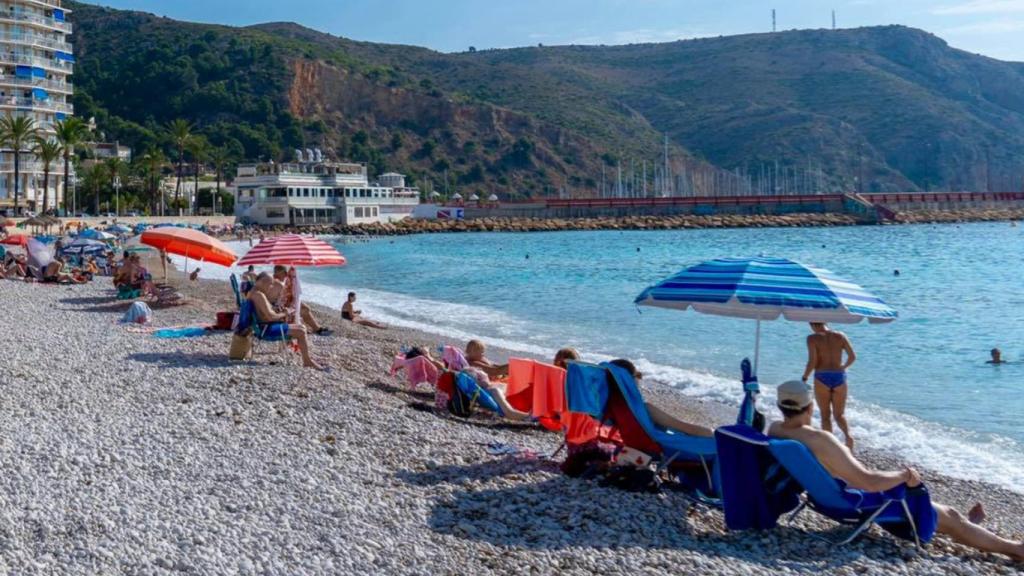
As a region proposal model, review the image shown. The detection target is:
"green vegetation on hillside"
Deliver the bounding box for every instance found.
[69,2,1024,195]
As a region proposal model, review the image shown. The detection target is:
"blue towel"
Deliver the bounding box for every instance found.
[154,327,209,339]
[565,362,610,418]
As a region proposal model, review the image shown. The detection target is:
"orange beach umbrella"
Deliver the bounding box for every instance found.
[141,227,237,268]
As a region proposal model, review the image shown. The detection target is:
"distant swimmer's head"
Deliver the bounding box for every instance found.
[777,380,814,420]
[553,347,580,369]
[809,322,828,333]
[894,269,901,276]
[991,348,1003,363]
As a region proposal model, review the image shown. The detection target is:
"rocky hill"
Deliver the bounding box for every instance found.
[69,2,1024,195]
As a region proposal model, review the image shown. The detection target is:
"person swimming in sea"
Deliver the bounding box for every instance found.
[801,322,857,449]
[988,348,1007,365]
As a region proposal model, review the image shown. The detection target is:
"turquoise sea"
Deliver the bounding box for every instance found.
[199,222,1024,491]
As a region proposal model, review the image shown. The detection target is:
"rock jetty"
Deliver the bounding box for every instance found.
[268,207,1024,236]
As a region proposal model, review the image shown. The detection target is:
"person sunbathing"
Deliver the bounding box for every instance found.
[341,292,386,329]
[42,257,85,284]
[268,265,330,335]
[609,359,714,438]
[553,347,580,369]
[465,339,508,380]
[769,379,1024,561]
[249,272,323,370]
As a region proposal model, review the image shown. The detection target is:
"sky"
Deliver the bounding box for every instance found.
[92,0,1024,61]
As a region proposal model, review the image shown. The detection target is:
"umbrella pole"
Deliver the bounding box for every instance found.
[753,318,762,376]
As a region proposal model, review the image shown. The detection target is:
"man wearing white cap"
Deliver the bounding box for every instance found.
[769,380,1024,560]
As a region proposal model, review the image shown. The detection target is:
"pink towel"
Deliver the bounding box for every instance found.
[390,355,440,390]
[442,345,469,372]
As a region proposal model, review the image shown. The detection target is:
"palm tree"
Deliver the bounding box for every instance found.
[209,146,231,214]
[84,162,109,215]
[186,135,207,216]
[104,157,124,216]
[0,116,39,214]
[33,138,62,214]
[166,119,193,215]
[54,117,88,214]
[140,149,166,216]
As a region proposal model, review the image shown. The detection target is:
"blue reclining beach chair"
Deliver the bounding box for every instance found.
[235,298,290,360]
[453,371,503,416]
[230,273,243,309]
[565,362,721,498]
[715,424,938,549]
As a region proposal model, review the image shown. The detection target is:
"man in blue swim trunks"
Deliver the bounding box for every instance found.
[801,322,857,449]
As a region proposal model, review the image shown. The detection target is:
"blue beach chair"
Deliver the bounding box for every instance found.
[715,424,938,549]
[235,298,290,361]
[564,362,721,498]
[230,273,243,309]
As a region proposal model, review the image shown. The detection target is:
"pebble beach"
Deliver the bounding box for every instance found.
[2,277,1024,575]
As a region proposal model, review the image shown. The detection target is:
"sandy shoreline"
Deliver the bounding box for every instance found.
[1,269,1023,573]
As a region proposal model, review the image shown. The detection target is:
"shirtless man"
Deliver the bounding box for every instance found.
[268,265,327,334]
[461,339,530,421]
[465,339,507,380]
[770,380,1024,561]
[249,272,323,369]
[801,322,857,449]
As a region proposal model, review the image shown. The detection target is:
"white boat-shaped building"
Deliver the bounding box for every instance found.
[233,156,419,226]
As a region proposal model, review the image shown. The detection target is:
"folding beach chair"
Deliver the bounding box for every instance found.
[563,361,721,498]
[235,299,290,362]
[715,424,938,549]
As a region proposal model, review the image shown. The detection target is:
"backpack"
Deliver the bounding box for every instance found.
[440,371,478,418]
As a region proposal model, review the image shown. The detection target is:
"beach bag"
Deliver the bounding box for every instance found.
[229,333,252,361]
[121,301,152,324]
[447,381,476,418]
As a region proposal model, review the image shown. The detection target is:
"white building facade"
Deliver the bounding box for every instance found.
[233,160,420,226]
[0,0,74,214]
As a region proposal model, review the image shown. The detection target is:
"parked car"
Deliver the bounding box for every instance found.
[125,211,140,217]
[75,212,92,218]
[101,212,116,218]
[23,211,36,218]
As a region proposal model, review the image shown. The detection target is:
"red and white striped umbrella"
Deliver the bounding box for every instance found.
[236,234,347,267]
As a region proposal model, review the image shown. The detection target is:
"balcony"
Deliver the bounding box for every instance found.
[0,11,72,33]
[0,75,72,93]
[0,95,71,114]
[0,52,72,73]
[0,31,72,52]
[0,159,67,174]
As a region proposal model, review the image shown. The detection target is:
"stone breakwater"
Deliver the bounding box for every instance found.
[322,212,861,236]
[265,207,1024,236]
[3,277,1024,573]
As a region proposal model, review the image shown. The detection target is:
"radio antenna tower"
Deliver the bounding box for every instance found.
[772,9,777,32]
[832,10,836,30]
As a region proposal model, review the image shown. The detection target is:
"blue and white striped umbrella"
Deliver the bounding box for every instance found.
[635,257,897,324]
[635,257,897,376]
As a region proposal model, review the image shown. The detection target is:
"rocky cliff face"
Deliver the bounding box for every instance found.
[285,58,716,196]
